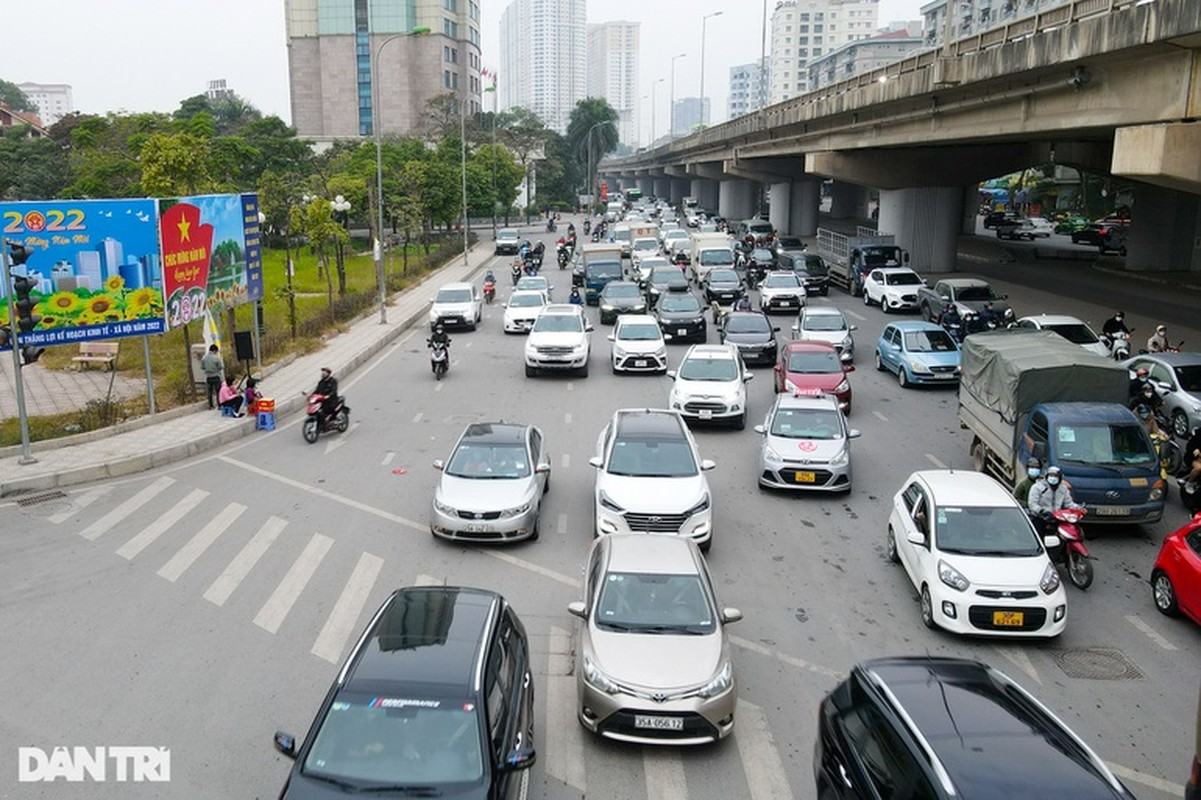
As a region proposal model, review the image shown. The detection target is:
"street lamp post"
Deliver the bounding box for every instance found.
[650,77,664,147]
[330,194,351,296]
[669,53,686,141]
[699,11,723,132]
[459,92,469,269]
[640,94,648,148]
[373,27,429,326]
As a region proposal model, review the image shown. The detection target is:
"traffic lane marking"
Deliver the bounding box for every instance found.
[1107,761,1183,796]
[925,453,947,468]
[78,476,174,541]
[843,308,866,321]
[872,410,889,422]
[311,552,384,663]
[253,532,333,634]
[204,516,288,607]
[735,700,796,800]
[1125,614,1177,651]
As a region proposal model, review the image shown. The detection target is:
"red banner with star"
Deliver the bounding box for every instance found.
[159,201,215,329]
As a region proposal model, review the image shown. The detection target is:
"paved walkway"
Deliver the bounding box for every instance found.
[0,234,511,496]
[0,358,144,419]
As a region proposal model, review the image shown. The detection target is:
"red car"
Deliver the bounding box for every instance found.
[1151,512,1201,626]
[773,341,854,412]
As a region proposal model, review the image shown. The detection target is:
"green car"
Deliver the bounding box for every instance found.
[1054,216,1088,234]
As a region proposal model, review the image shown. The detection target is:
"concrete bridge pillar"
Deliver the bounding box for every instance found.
[877,186,964,274]
[1124,183,1201,271]
[829,182,869,220]
[768,183,791,233]
[691,179,719,210]
[790,178,822,236]
[637,176,653,196]
[669,179,688,205]
[653,177,671,200]
[719,179,756,221]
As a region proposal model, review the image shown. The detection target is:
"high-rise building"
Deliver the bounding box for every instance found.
[672,97,710,137]
[498,0,587,134]
[586,21,639,146]
[728,59,770,119]
[285,0,481,141]
[16,82,73,126]
[769,0,880,103]
[808,25,923,90]
[920,0,1068,48]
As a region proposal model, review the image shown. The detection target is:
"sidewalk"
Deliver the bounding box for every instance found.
[0,237,502,497]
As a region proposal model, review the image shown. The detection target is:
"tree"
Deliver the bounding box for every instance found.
[139,131,214,196]
[423,93,464,142]
[65,113,174,198]
[566,98,619,199]
[0,127,69,200]
[0,79,36,113]
[498,107,550,222]
[470,143,524,219]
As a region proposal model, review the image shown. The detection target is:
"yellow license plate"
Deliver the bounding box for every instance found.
[1128,477,1148,487]
[793,471,816,483]
[993,611,1024,627]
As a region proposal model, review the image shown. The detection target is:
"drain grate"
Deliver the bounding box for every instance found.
[1051,647,1143,680]
[16,490,67,507]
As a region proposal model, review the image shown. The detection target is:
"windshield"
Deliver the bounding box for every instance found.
[934,507,1041,556]
[787,350,841,373]
[607,437,698,477]
[763,274,800,289]
[903,330,957,353]
[594,572,714,634]
[862,251,901,268]
[586,261,623,279]
[446,442,531,478]
[1046,323,1099,345]
[633,239,657,250]
[303,694,483,786]
[802,314,847,332]
[651,268,685,285]
[435,288,472,303]
[751,250,774,262]
[747,222,773,234]
[679,356,740,381]
[516,277,547,290]
[659,294,701,313]
[640,258,669,271]
[885,272,922,286]
[618,323,661,341]
[777,237,804,249]
[613,229,631,242]
[699,250,734,266]
[603,284,641,299]
[725,315,770,334]
[708,270,739,284]
[508,294,544,308]
[497,230,518,241]
[532,314,583,334]
[1054,423,1155,466]
[770,407,843,439]
[954,285,997,302]
[1175,365,1201,392]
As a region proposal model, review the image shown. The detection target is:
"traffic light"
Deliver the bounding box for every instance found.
[12,274,40,333]
[21,345,44,365]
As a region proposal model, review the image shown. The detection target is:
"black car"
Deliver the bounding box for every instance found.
[274,586,536,799]
[645,265,690,308]
[598,280,648,324]
[719,311,779,366]
[773,235,805,256]
[1072,222,1128,254]
[815,657,1136,800]
[703,268,745,305]
[778,251,829,296]
[655,292,707,343]
[982,210,1020,229]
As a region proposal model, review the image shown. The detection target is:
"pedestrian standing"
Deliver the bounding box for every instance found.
[201,344,224,409]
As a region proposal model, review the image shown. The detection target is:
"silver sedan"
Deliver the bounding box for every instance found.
[755,392,860,492]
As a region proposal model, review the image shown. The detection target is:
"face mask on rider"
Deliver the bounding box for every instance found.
[1027,468,1040,479]
[1046,476,1060,487]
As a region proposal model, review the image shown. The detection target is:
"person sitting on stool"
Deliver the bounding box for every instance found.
[218,376,245,417]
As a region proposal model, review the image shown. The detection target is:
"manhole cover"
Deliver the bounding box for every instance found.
[1051,647,1143,680]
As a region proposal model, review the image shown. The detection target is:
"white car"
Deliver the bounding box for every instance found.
[515,274,554,301]
[502,290,548,334]
[428,282,482,330]
[590,409,715,551]
[607,314,667,374]
[757,271,807,314]
[863,267,925,313]
[886,470,1067,638]
[1016,314,1109,357]
[524,304,593,378]
[632,255,669,285]
[668,344,752,429]
[630,237,660,265]
[792,306,857,362]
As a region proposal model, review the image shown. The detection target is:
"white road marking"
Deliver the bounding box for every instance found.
[557,513,568,535]
[564,412,573,424]
[414,574,441,586]
[843,308,866,321]
[79,477,174,541]
[561,453,571,468]
[1125,614,1177,651]
[157,502,247,582]
[204,516,288,607]
[485,550,580,588]
[729,634,843,678]
[381,451,395,466]
[545,626,586,792]
[254,533,334,634]
[993,645,1041,684]
[735,700,796,800]
[311,552,384,663]
[48,487,108,525]
[463,341,472,348]
[435,382,444,393]
[116,489,209,560]
[643,748,687,800]
[1107,762,1183,795]
[324,421,356,455]
[412,412,424,423]
[925,453,947,468]
[872,410,889,422]
[567,382,575,391]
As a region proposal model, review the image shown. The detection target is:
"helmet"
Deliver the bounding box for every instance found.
[1135,404,1151,419]
[1046,465,1063,478]
[1136,367,1149,378]
[1026,457,1042,469]
[435,324,444,334]
[1156,324,1167,333]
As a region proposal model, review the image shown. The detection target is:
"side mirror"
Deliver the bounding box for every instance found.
[585,323,595,332]
[606,334,615,342]
[588,456,603,468]
[503,747,537,771]
[700,459,716,471]
[535,462,550,474]
[848,429,861,439]
[906,531,927,547]
[844,364,856,372]
[567,600,586,618]
[432,459,444,471]
[1043,535,1061,549]
[744,373,754,382]
[753,425,767,435]
[721,607,743,624]
[663,332,674,341]
[850,325,858,331]
[791,324,800,334]
[273,731,297,760]
[772,327,780,333]
[666,370,677,379]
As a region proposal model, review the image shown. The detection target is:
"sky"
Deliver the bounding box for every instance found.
[1,0,925,133]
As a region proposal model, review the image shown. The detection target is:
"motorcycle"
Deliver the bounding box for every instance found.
[1046,507,1093,590]
[1151,429,1182,493]
[302,393,350,444]
[429,340,449,380]
[558,249,569,269]
[547,218,556,232]
[511,263,522,286]
[583,219,591,236]
[483,279,496,304]
[942,320,964,345]
[1102,330,1131,360]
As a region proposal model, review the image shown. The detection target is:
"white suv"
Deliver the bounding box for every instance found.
[524,304,593,378]
[607,314,667,374]
[590,409,715,551]
[668,344,752,429]
[428,282,482,330]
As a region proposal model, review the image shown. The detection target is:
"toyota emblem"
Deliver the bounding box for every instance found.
[1105,490,1121,499]
[652,692,668,703]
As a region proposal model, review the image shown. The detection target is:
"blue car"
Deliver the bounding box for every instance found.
[875,321,961,387]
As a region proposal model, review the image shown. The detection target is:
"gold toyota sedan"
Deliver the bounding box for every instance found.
[567,533,741,745]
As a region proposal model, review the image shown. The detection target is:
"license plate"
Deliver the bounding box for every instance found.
[778,301,793,307]
[634,715,683,731]
[677,328,688,336]
[1095,506,1130,516]
[793,471,816,483]
[699,409,713,420]
[634,359,647,367]
[464,524,493,533]
[992,611,1024,627]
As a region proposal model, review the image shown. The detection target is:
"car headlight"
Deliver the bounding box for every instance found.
[830,447,849,467]
[834,379,850,393]
[697,661,733,698]
[1149,485,1163,502]
[582,655,620,694]
[938,559,970,592]
[909,359,932,374]
[601,304,614,311]
[599,490,625,513]
[500,501,531,518]
[763,444,783,464]
[684,493,711,517]
[573,342,588,354]
[1040,562,1061,595]
[783,378,799,393]
[613,346,627,358]
[434,498,456,515]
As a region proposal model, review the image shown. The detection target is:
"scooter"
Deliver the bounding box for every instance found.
[546,218,556,233]
[483,279,496,304]
[511,263,522,287]
[429,340,449,380]
[302,394,350,443]
[558,249,569,269]
[1101,330,1132,360]
[1046,507,1093,590]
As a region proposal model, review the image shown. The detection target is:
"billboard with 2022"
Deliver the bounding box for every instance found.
[0,194,261,347]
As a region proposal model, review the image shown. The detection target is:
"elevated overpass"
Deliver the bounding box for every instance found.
[600,0,1201,272]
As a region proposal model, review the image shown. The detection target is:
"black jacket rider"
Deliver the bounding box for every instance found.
[315,372,339,418]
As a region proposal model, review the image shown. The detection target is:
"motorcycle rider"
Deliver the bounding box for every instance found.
[1102,311,1131,336]
[1129,380,1163,417]
[583,218,591,236]
[1027,465,1082,535]
[1013,457,1042,507]
[1134,403,1165,440]
[1147,324,1169,353]
[962,310,985,337]
[939,303,962,334]
[568,287,584,305]
[313,367,339,422]
[978,301,1000,329]
[1180,424,1201,494]
[510,259,522,286]
[733,295,752,312]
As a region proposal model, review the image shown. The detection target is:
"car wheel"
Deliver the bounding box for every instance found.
[863,291,872,307]
[1172,409,1191,439]
[972,440,987,473]
[735,411,746,431]
[875,351,886,372]
[920,303,931,322]
[1152,570,1178,616]
[579,361,589,378]
[898,368,909,388]
[920,584,937,630]
[886,526,900,563]
[529,517,540,541]
[525,364,537,378]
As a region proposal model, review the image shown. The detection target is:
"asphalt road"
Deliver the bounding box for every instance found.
[1,227,1198,799]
